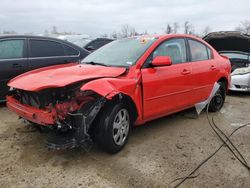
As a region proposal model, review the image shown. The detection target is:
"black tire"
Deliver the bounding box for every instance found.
[209,82,226,112]
[95,101,131,154]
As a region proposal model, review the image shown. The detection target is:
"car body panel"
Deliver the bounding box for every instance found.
[7,96,56,125]
[141,62,194,119]
[8,64,126,91]
[191,59,221,103]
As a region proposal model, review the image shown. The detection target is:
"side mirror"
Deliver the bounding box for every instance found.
[151,56,172,67]
[85,45,95,51]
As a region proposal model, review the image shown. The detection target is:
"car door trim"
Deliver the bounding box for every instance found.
[146,89,192,101]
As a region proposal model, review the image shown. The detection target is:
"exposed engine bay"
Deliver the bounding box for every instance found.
[8,82,107,150]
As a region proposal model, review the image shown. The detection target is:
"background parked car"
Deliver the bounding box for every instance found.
[59,35,113,52]
[83,38,113,52]
[204,31,250,92]
[57,34,92,49]
[0,35,90,101]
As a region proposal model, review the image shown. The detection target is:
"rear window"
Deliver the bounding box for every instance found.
[188,40,210,61]
[0,39,24,59]
[30,40,64,57]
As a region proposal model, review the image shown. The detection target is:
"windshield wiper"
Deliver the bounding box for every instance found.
[83,61,107,66]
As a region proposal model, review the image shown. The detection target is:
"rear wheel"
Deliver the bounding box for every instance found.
[95,102,131,154]
[209,82,226,112]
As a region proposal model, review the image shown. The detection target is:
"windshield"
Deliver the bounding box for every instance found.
[81,37,156,67]
[220,51,249,60]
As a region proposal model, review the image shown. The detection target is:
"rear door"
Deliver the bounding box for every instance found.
[27,39,75,71]
[0,38,28,99]
[141,38,194,120]
[187,39,219,103]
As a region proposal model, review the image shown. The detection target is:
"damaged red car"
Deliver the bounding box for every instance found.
[7,34,231,153]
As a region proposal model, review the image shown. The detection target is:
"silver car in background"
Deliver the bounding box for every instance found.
[204,31,250,92]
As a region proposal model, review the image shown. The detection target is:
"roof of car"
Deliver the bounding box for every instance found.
[0,34,90,54]
[127,34,202,41]
[0,34,60,39]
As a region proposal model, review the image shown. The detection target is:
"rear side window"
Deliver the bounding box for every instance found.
[188,40,211,61]
[153,38,187,64]
[0,39,24,59]
[64,45,79,56]
[30,40,64,57]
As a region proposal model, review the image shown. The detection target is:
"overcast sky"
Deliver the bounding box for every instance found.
[1,0,250,36]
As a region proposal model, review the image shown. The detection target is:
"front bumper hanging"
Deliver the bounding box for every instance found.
[46,97,107,150]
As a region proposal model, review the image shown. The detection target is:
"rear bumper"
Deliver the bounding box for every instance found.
[6,96,56,126]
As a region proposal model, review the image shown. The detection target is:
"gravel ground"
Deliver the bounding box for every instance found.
[0,92,250,188]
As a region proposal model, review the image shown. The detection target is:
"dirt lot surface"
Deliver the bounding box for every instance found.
[0,92,250,188]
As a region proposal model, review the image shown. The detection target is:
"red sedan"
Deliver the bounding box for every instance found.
[7,34,231,153]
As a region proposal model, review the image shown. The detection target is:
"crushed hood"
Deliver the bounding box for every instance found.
[8,63,126,91]
[203,31,250,53]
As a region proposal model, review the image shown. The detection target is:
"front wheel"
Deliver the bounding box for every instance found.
[95,102,131,154]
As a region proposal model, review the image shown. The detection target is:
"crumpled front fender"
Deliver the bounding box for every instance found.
[80,78,143,124]
[81,78,137,99]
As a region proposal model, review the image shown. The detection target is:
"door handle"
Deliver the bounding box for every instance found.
[210,65,216,70]
[12,64,24,68]
[181,69,191,75]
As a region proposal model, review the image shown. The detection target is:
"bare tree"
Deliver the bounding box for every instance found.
[121,24,130,38]
[129,27,136,37]
[3,30,17,34]
[202,26,211,36]
[51,26,58,34]
[111,31,118,39]
[173,22,179,33]
[165,24,173,34]
[100,33,108,38]
[183,21,195,34]
[235,20,250,34]
[184,21,190,34]
[120,24,137,38]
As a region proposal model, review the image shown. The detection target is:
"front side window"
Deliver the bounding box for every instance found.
[30,40,64,57]
[188,40,210,61]
[82,37,156,67]
[0,39,24,59]
[152,38,187,64]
